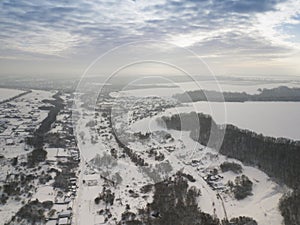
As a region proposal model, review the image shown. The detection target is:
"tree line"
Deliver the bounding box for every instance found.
[174,86,300,102]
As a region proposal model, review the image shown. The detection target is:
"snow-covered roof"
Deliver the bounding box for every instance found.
[58,217,70,225]
[58,210,72,218]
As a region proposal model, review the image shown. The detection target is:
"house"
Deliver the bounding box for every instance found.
[58,210,72,218]
[69,177,77,182]
[57,217,70,225]
[86,179,98,186]
[0,129,13,138]
[5,138,14,145]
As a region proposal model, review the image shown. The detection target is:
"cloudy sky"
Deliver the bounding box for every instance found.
[1,0,300,77]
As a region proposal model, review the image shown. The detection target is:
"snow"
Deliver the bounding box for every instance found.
[222,166,284,225]
[164,101,300,140]
[45,221,57,225]
[74,109,107,162]
[73,90,289,225]
[46,148,70,161]
[0,88,25,102]
[0,90,54,158]
[0,89,59,224]
[58,217,69,224]
[33,185,56,202]
[73,104,159,224]
[0,82,294,225]
[127,110,287,225]
[110,79,300,98]
[130,100,300,140]
[175,80,300,95]
[0,199,22,224]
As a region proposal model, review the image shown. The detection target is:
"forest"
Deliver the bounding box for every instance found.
[174,86,300,102]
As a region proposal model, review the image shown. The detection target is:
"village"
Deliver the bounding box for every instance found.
[0,90,51,157]
[0,90,81,225]
[0,87,285,225]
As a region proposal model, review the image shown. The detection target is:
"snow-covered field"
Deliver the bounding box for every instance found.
[0,88,25,102]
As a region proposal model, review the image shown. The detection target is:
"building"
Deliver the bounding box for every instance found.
[57,217,70,225]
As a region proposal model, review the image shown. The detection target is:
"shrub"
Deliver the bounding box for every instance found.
[95,197,101,205]
[231,175,253,200]
[220,162,242,174]
[229,216,258,225]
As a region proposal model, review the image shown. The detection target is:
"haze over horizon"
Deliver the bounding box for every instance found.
[1,0,300,77]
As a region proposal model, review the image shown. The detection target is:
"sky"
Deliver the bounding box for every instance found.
[1,0,300,77]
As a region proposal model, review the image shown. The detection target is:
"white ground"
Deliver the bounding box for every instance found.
[73,95,288,225]
[0,90,53,158]
[0,89,55,224]
[110,79,300,98]
[130,117,287,225]
[0,88,25,102]
[161,101,300,140]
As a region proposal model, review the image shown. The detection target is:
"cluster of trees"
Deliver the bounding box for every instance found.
[91,153,117,170]
[121,211,138,223]
[26,92,64,149]
[0,193,8,205]
[44,133,66,148]
[26,92,65,169]
[1,172,36,205]
[220,162,243,174]
[148,148,165,161]
[3,182,20,196]
[161,112,221,149]
[38,172,52,185]
[176,171,196,182]
[129,175,218,225]
[112,127,149,167]
[228,175,253,200]
[174,86,300,102]
[94,187,115,206]
[118,174,257,225]
[140,184,153,194]
[229,217,257,225]
[6,200,53,225]
[53,170,76,191]
[27,148,47,168]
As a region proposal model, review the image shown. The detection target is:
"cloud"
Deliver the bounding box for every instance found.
[0,0,299,64]
[220,0,286,13]
[255,0,300,49]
